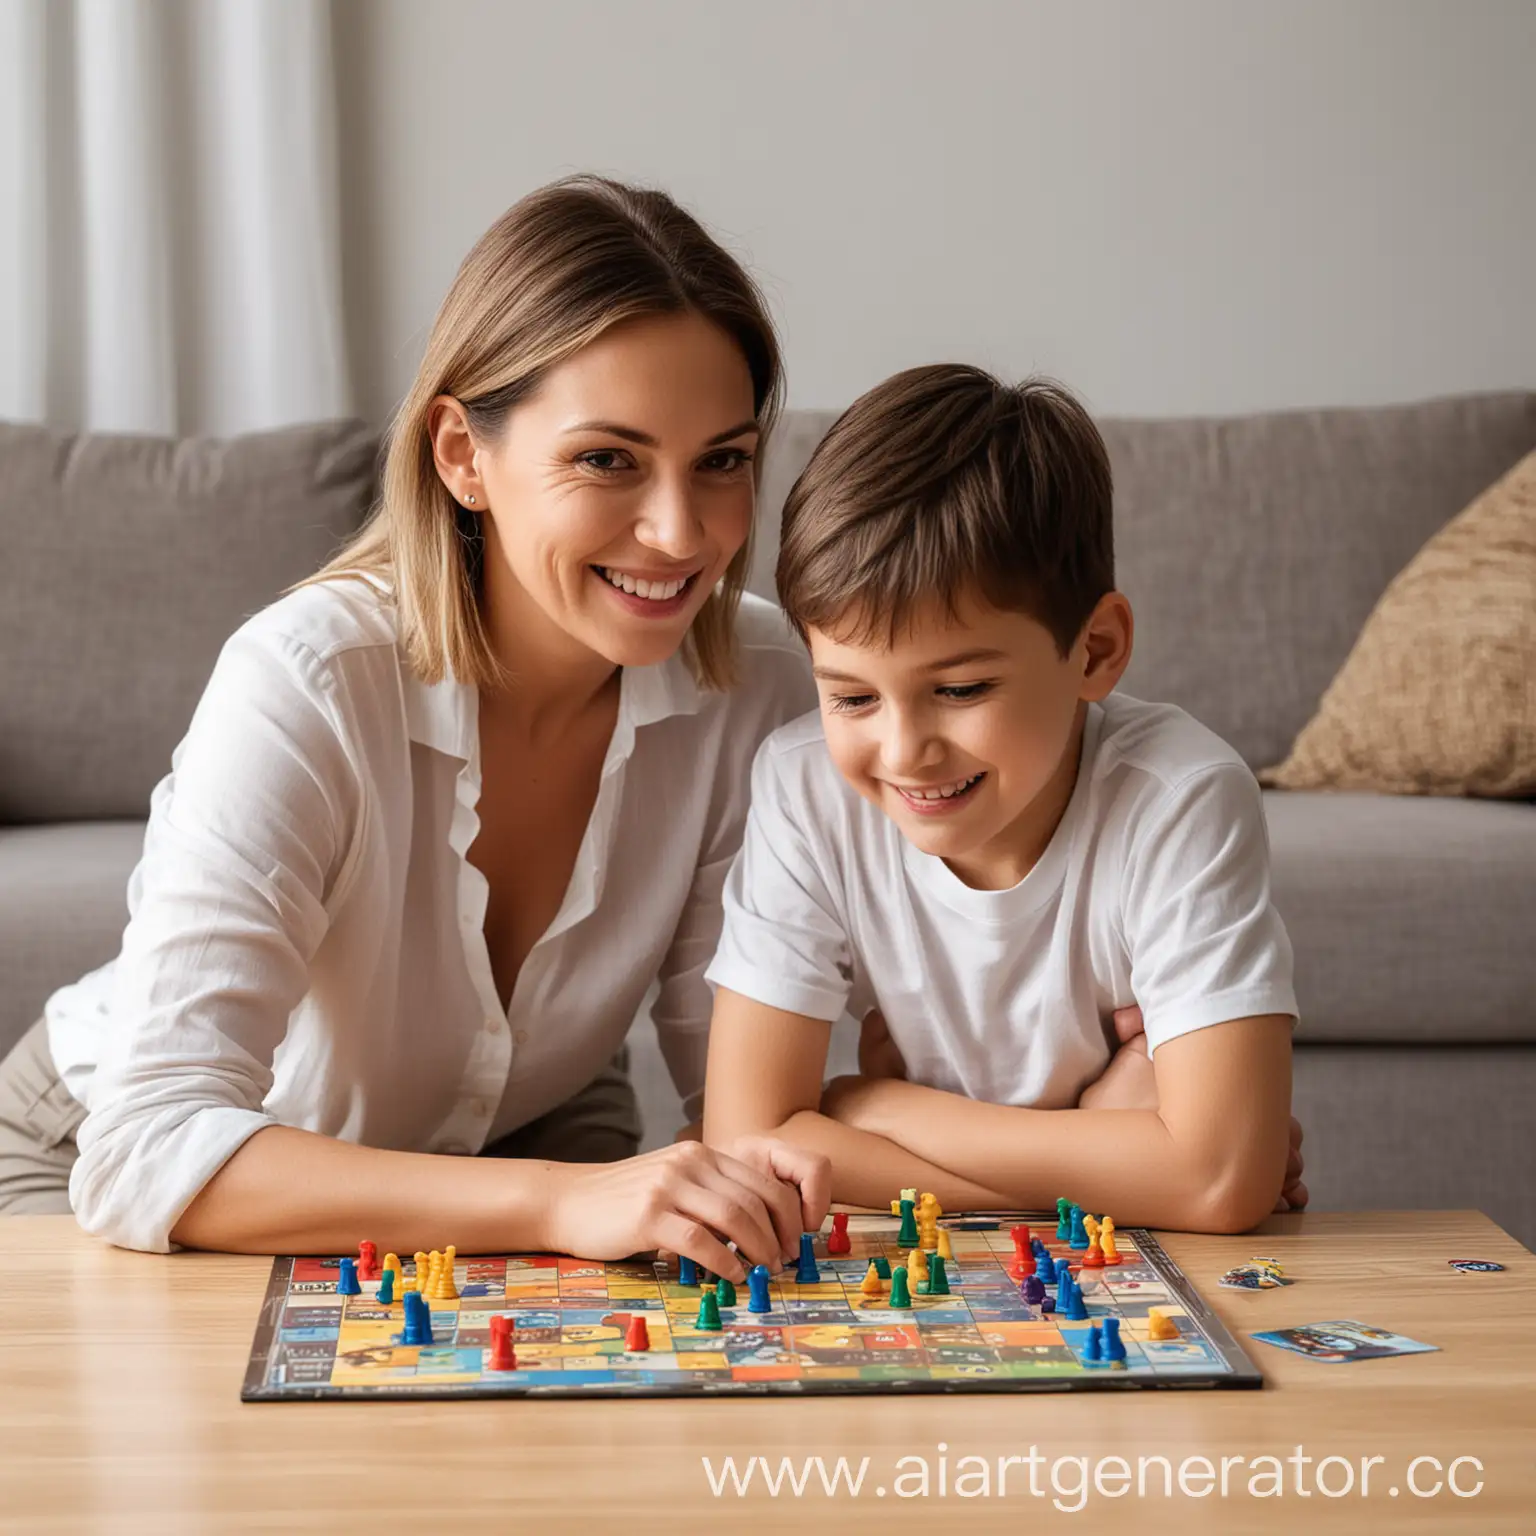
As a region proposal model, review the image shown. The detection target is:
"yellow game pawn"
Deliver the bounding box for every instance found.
[1147,1308,1180,1341]
[421,1249,441,1299]
[1083,1213,1100,1241]
[382,1252,403,1285]
[861,1261,885,1297]
[908,1246,928,1283]
[434,1245,460,1301]
[1100,1217,1121,1265]
[410,1250,429,1293]
[936,1229,954,1262]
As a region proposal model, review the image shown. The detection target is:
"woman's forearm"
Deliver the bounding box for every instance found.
[169,1124,565,1255]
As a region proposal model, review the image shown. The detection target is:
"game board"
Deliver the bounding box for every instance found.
[241,1211,1261,1400]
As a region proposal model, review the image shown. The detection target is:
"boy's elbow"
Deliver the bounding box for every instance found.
[1177,1158,1284,1234]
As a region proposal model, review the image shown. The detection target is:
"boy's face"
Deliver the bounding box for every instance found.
[807,586,1131,889]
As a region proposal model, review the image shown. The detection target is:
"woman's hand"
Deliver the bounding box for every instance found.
[1080,1004,1309,1210]
[541,1137,830,1282]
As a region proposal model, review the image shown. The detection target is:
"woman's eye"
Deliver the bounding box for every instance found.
[829,693,876,713]
[576,450,631,474]
[702,449,755,474]
[937,682,995,701]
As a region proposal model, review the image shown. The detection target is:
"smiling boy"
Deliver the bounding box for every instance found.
[701,366,1299,1231]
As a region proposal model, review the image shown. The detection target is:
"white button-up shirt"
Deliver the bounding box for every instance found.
[46,577,813,1252]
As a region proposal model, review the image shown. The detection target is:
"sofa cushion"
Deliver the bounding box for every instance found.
[1260,447,1536,797]
[755,394,1536,770]
[0,821,144,1060]
[1264,791,1536,1045]
[0,419,378,822]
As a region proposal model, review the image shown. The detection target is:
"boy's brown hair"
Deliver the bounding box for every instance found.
[776,365,1114,657]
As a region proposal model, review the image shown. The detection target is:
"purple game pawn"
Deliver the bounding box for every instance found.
[1022,1274,1046,1306]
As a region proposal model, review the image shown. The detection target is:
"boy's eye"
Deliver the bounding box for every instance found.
[936,681,996,701]
[828,693,876,713]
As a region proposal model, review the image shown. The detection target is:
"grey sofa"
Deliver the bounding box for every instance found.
[4,395,1533,1246]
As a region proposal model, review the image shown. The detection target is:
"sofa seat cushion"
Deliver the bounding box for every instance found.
[0,822,144,1059]
[1265,791,1536,1044]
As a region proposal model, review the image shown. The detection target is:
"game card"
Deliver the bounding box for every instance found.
[1251,1320,1438,1362]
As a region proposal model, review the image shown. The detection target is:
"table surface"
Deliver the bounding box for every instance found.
[1,1211,1532,1534]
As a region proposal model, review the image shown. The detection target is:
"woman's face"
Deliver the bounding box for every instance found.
[439,311,760,675]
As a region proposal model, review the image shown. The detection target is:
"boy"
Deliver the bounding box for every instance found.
[701,366,1300,1232]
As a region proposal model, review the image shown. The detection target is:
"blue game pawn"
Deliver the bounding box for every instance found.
[1022,1274,1046,1306]
[401,1291,434,1346]
[1083,1321,1104,1361]
[1061,1278,1089,1322]
[1069,1205,1090,1249]
[795,1232,820,1284]
[677,1255,700,1287]
[375,1266,395,1306]
[1055,1257,1073,1293]
[1035,1248,1056,1282]
[747,1263,773,1314]
[336,1256,361,1296]
[1102,1317,1126,1362]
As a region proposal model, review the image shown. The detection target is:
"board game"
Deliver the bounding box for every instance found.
[242,1206,1262,1400]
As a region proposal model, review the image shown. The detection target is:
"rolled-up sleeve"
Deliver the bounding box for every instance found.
[70,632,357,1251]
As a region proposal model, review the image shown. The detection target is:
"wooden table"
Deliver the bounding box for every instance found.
[1,1211,1532,1533]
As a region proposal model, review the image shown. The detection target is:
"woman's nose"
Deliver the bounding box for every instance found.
[635,482,705,559]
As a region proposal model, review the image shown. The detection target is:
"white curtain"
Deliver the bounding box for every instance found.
[0,0,351,436]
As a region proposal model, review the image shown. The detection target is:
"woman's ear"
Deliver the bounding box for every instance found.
[427,395,484,509]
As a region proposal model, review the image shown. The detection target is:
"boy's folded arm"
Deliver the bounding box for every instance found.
[824,1015,1293,1232]
[702,987,1012,1210]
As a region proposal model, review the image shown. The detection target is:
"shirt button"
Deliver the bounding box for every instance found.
[514,1029,529,1045]
[484,1016,501,1034]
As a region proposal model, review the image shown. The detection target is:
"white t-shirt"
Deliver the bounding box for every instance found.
[705,692,1297,1109]
[47,578,814,1252]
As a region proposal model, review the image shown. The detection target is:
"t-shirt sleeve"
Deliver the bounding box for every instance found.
[703,738,853,1023]
[1121,764,1298,1056]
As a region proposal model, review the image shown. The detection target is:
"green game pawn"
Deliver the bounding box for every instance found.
[715,1275,737,1308]
[924,1254,950,1296]
[1056,1196,1072,1241]
[888,1265,914,1309]
[873,1256,892,1280]
[897,1199,920,1248]
[375,1267,395,1306]
[696,1290,723,1331]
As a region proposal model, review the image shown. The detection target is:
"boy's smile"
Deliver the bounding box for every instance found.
[807,586,1132,891]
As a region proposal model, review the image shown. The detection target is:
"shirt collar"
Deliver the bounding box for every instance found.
[402,647,703,762]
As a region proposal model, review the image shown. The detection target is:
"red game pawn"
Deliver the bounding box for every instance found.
[1081,1234,1106,1269]
[625,1314,651,1352]
[488,1314,516,1371]
[356,1241,381,1282]
[827,1212,851,1255]
[1009,1225,1031,1278]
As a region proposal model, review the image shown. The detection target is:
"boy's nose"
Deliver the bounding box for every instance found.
[879,716,944,777]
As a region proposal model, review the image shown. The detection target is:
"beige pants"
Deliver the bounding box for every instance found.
[0,1016,641,1217]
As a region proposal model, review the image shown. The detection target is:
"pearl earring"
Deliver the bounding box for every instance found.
[464,494,477,506]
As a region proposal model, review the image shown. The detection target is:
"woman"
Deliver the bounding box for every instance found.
[0,175,828,1272]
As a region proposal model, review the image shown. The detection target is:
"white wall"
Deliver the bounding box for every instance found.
[333,0,1534,427]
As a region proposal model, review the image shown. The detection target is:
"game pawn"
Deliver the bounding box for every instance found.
[1083,1321,1104,1362]
[487,1314,516,1371]
[1147,1309,1180,1341]
[1099,1216,1122,1265]
[375,1266,396,1306]
[400,1292,433,1347]
[795,1232,821,1284]
[1081,1234,1106,1269]
[1068,1206,1090,1250]
[1022,1273,1046,1307]
[336,1257,361,1296]
[920,1254,950,1297]
[907,1246,928,1284]
[873,1256,892,1280]
[1055,1197,1072,1241]
[888,1265,914,1309]
[826,1212,851,1255]
[677,1255,700,1287]
[897,1198,920,1248]
[715,1275,737,1308]
[695,1291,723,1331]
[747,1264,772,1314]
[624,1313,651,1352]
[356,1241,381,1282]
[1102,1316,1126,1362]
[1009,1225,1031,1278]
[411,1250,429,1293]
[861,1261,885,1298]
[936,1228,954,1262]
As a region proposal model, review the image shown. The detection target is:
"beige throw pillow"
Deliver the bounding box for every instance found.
[1259,448,1536,797]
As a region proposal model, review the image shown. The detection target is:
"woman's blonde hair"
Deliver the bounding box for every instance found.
[307,174,784,691]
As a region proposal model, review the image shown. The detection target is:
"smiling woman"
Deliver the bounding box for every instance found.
[0,175,830,1268]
